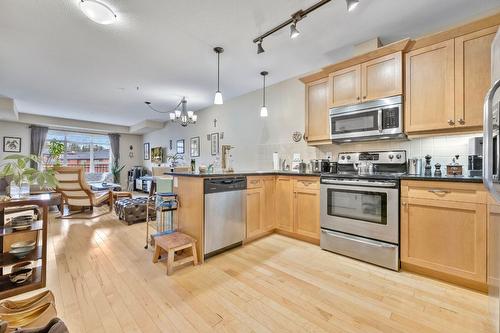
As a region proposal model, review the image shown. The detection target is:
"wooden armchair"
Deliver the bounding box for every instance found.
[54,166,113,217]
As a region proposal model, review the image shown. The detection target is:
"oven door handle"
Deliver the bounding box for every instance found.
[321,179,397,188]
[321,229,396,249]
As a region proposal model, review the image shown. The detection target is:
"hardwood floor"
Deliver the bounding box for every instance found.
[11,210,494,332]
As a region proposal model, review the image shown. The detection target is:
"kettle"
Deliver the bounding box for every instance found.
[408,158,422,175]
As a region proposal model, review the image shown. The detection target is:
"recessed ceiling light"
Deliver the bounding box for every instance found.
[79,0,117,25]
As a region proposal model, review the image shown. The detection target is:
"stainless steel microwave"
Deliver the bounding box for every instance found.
[330,95,405,143]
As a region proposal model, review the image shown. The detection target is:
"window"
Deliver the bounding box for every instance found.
[42,130,111,173]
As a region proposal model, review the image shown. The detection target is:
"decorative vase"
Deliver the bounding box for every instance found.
[9,180,30,199]
[9,181,20,199]
[20,181,30,198]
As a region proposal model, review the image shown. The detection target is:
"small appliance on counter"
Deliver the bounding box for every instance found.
[446,155,463,176]
[468,137,483,177]
[310,159,332,173]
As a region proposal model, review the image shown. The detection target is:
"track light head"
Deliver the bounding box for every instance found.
[346,0,359,12]
[290,22,300,39]
[257,40,265,54]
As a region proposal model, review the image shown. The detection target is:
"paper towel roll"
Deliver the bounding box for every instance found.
[273,152,280,170]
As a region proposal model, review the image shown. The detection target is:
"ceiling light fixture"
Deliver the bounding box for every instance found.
[257,40,265,54]
[346,0,360,12]
[260,71,269,118]
[253,0,361,53]
[144,97,197,127]
[290,22,300,39]
[79,0,117,25]
[213,47,224,105]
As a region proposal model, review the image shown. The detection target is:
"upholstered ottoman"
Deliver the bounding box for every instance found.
[114,197,155,225]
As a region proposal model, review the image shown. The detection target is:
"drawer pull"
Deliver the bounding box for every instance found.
[428,189,450,195]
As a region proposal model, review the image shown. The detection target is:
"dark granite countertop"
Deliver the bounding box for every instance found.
[400,174,483,183]
[164,170,321,178]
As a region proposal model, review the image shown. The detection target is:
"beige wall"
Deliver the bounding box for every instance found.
[0,121,31,161]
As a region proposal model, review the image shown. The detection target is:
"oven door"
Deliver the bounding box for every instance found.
[320,181,399,244]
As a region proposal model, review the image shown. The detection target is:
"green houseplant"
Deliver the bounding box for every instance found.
[110,161,126,184]
[0,154,58,198]
[47,139,65,167]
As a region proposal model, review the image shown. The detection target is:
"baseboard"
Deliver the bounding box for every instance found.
[274,229,320,245]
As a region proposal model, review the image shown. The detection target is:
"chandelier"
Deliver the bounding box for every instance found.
[144,97,198,127]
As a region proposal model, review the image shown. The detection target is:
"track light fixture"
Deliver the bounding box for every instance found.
[346,0,359,12]
[213,47,224,105]
[253,0,360,54]
[257,40,265,54]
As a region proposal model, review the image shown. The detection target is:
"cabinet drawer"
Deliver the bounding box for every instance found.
[401,180,487,204]
[247,177,263,189]
[294,178,320,190]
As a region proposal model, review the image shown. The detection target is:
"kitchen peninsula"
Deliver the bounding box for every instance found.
[169,171,321,263]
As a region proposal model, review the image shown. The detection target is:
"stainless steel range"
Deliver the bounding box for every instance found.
[320,150,407,271]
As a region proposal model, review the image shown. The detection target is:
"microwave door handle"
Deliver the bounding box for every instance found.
[483,79,500,201]
[378,109,383,133]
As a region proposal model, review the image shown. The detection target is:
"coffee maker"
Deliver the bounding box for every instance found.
[468,137,483,177]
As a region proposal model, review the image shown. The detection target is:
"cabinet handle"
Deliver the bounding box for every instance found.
[448,119,455,126]
[428,189,450,195]
[458,118,465,125]
[357,96,360,100]
[363,96,367,99]
[401,201,407,207]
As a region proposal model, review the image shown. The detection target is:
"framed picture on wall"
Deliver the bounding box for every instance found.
[190,137,200,157]
[3,137,21,153]
[144,142,150,160]
[176,139,185,154]
[210,133,219,156]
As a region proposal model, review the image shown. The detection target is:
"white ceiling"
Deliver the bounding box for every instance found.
[0,0,499,126]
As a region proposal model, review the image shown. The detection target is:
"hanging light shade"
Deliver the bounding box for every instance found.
[260,71,269,118]
[290,22,300,39]
[213,47,224,105]
[346,0,360,12]
[79,0,117,25]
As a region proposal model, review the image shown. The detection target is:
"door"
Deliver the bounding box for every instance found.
[328,64,361,108]
[305,78,330,143]
[361,52,402,102]
[455,26,498,129]
[294,189,320,240]
[401,197,486,285]
[262,177,275,231]
[405,40,455,133]
[275,177,293,231]
[246,188,263,239]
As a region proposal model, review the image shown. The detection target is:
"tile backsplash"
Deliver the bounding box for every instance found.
[317,133,482,174]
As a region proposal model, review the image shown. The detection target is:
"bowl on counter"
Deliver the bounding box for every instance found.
[9,241,36,259]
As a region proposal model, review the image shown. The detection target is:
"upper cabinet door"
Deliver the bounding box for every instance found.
[328,64,361,108]
[305,78,330,143]
[405,40,455,133]
[455,26,498,129]
[361,52,403,102]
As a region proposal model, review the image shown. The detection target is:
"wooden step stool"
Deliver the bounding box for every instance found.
[152,232,198,275]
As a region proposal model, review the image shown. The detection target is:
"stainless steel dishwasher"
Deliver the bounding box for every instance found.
[204,177,247,258]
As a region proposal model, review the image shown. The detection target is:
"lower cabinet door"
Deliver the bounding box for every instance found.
[276,177,294,232]
[262,177,275,231]
[401,197,486,286]
[246,188,263,239]
[293,189,320,240]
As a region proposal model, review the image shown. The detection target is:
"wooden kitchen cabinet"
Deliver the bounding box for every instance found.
[328,65,361,108]
[275,177,294,232]
[246,176,275,241]
[304,78,330,144]
[361,52,402,102]
[293,179,320,241]
[455,26,498,129]
[405,40,455,133]
[401,180,488,291]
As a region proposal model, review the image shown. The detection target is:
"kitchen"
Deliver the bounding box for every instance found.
[142,8,500,332]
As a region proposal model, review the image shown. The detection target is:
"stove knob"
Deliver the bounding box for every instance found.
[341,156,346,160]
[396,154,401,159]
[346,155,351,160]
[388,154,394,160]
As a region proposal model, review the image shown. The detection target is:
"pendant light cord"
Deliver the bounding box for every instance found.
[263,75,266,106]
[145,98,185,114]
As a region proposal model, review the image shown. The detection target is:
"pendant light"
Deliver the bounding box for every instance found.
[260,71,269,117]
[79,0,117,25]
[213,47,224,105]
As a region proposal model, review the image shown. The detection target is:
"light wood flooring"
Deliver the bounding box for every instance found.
[12,210,494,333]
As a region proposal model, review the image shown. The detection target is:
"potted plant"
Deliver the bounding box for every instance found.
[0,154,58,198]
[47,139,65,167]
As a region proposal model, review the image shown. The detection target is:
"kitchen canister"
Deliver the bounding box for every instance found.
[408,158,423,175]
